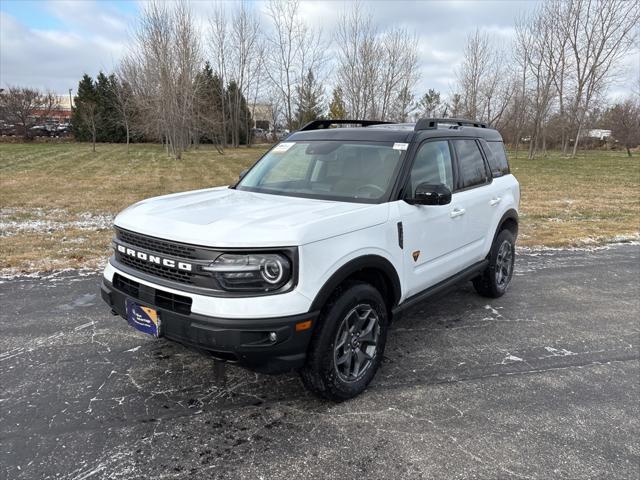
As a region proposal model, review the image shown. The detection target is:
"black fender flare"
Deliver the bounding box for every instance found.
[493,209,519,243]
[309,255,402,312]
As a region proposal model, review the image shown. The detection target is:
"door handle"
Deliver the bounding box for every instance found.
[489,197,502,206]
[450,208,466,218]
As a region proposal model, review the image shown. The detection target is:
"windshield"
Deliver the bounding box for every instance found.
[237,141,405,203]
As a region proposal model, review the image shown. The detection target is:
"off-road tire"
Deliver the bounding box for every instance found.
[300,282,388,401]
[473,228,516,298]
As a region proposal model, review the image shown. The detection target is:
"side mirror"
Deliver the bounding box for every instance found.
[238,168,248,180]
[407,183,452,206]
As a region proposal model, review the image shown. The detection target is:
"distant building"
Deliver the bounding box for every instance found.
[251,103,273,130]
[585,129,612,140]
[50,94,73,122]
[29,94,72,123]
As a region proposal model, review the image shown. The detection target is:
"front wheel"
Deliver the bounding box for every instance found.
[473,229,516,298]
[300,282,388,401]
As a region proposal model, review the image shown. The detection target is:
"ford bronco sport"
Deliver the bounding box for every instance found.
[101,118,519,401]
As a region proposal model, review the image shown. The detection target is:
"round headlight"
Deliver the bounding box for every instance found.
[202,252,292,292]
[262,258,284,284]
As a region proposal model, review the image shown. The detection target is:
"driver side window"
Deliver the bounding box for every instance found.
[409,140,454,194]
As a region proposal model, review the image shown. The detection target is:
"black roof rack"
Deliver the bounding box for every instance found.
[415,118,488,131]
[299,119,395,131]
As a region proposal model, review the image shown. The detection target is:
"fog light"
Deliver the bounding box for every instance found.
[269,332,277,342]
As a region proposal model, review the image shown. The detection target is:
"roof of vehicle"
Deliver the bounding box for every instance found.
[287,118,504,143]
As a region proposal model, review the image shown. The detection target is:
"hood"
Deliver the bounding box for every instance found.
[114,186,389,247]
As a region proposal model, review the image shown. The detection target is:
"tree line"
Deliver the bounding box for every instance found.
[1,0,638,157]
[452,0,639,158]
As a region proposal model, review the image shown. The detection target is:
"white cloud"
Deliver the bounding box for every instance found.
[0,1,131,94]
[1,0,637,102]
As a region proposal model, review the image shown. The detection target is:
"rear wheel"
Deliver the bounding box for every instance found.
[473,228,516,298]
[300,282,388,401]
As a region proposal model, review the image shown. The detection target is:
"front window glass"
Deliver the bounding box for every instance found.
[237,141,404,203]
[409,140,454,194]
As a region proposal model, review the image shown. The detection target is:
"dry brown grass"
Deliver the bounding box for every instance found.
[1,142,638,273]
[511,150,640,247]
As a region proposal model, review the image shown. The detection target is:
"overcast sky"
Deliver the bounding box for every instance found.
[1,0,638,101]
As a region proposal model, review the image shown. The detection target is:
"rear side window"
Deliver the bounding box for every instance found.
[484,141,510,177]
[453,139,489,189]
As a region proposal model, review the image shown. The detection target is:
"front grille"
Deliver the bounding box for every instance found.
[118,253,195,284]
[113,273,140,298]
[155,289,192,315]
[112,273,192,315]
[116,228,198,259]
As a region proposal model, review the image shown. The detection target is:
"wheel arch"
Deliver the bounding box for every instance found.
[309,255,402,315]
[494,209,519,242]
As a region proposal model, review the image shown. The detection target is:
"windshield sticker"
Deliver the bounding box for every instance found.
[273,142,295,153]
[393,143,409,151]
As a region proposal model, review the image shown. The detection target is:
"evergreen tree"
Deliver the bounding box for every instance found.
[95,72,126,142]
[393,86,414,122]
[195,62,225,149]
[225,81,252,146]
[72,74,97,142]
[71,73,98,152]
[295,69,324,127]
[73,72,128,145]
[329,87,347,120]
[417,89,441,118]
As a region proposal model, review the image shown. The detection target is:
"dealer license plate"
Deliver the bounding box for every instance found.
[125,299,161,337]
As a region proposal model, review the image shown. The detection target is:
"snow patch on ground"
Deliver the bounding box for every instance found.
[501,354,524,364]
[0,266,103,283]
[0,208,114,237]
[518,234,640,255]
[543,346,578,357]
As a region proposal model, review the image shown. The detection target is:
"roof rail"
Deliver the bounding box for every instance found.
[415,118,487,131]
[299,119,395,131]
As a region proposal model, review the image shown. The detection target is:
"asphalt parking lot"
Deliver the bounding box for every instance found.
[1,244,639,479]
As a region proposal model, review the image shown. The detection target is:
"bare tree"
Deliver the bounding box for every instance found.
[111,73,136,154]
[456,29,514,127]
[265,82,284,141]
[335,2,418,121]
[457,29,491,120]
[0,86,58,139]
[122,1,201,159]
[208,4,229,149]
[335,3,380,119]
[229,3,261,147]
[209,3,262,147]
[378,27,419,120]
[263,0,326,130]
[561,0,639,157]
[515,4,563,159]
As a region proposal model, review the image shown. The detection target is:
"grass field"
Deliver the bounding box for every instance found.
[1,142,639,273]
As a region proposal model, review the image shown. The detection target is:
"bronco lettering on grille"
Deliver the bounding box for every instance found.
[116,244,193,271]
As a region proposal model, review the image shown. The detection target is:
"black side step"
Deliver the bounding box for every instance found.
[392,259,488,316]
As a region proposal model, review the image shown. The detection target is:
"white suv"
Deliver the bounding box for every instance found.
[101,118,520,401]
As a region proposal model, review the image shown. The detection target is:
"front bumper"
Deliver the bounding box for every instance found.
[101,277,318,374]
